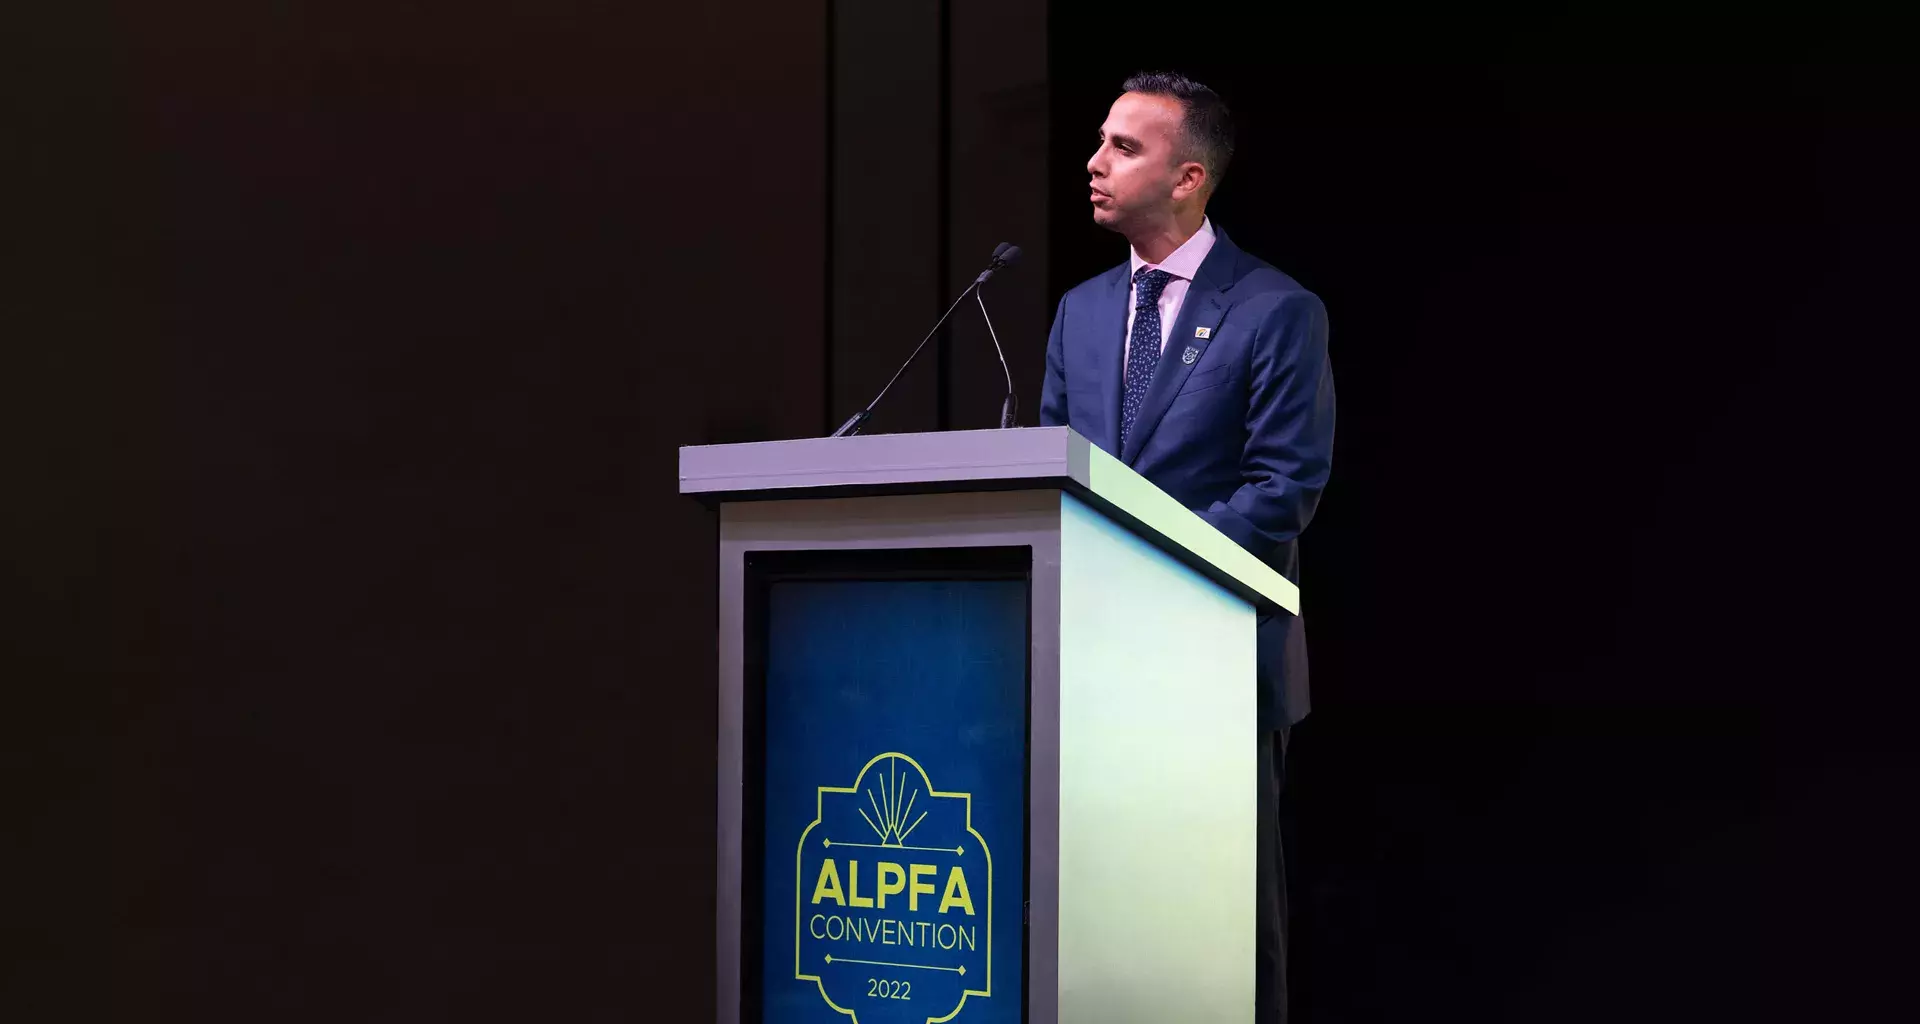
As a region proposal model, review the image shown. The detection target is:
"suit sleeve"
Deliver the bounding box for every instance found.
[1039,293,1069,428]
[1195,290,1335,558]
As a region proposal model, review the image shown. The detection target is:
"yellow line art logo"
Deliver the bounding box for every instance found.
[795,752,992,1024]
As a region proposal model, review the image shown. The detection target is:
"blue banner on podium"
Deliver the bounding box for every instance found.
[760,578,1027,1024]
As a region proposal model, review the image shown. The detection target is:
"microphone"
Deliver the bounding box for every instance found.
[974,245,1021,428]
[830,242,1025,438]
[975,242,1017,285]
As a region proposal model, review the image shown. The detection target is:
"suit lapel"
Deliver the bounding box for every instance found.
[1090,265,1130,456]
[1120,235,1240,466]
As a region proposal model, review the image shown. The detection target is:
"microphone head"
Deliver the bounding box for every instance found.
[974,242,1024,286]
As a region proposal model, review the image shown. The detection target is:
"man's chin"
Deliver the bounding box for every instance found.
[1090,207,1124,232]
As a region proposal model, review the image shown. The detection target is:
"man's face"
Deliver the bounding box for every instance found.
[1087,91,1191,231]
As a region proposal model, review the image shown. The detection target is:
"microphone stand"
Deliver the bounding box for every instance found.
[829,244,1020,438]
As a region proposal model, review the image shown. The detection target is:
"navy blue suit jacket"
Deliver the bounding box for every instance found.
[1040,227,1335,728]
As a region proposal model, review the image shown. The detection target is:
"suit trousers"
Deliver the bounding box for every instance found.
[1256,727,1291,1023]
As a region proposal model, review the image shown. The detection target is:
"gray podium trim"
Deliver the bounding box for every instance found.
[682,427,1298,616]
[714,491,1064,1024]
[681,426,1089,497]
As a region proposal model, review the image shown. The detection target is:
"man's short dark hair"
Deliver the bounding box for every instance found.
[1122,71,1235,190]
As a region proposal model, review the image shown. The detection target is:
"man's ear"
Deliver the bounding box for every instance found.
[1173,160,1209,201]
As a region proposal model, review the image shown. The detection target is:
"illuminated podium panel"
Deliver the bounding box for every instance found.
[681,428,1300,1024]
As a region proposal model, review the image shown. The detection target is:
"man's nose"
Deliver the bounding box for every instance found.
[1087,148,1104,178]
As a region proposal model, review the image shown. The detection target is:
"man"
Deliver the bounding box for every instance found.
[1039,71,1335,1022]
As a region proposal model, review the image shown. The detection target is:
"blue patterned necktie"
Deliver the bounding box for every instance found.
[1121,267,1175,449]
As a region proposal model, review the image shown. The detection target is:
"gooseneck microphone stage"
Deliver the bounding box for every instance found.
[829,243,1022,438]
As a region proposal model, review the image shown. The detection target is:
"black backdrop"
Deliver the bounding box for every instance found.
[1046,15,1911,1018]
[19,3,1911,1022]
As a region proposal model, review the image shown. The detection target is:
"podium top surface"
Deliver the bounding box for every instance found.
[679,427,1300,615]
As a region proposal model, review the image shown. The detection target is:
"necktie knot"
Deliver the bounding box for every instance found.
[1133,267,1174,309]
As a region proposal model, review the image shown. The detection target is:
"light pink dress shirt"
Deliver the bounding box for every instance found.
[1123,216,1218,377]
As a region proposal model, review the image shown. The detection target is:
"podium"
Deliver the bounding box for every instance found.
[681,427,1300,1024]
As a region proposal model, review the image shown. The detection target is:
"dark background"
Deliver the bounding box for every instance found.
[1047,22,1912,1020]
[15,2,1911,1021]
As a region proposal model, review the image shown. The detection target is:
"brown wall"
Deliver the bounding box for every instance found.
[97,6,827,1020]
[828,0,1051,435]
[68,4,1051,1020]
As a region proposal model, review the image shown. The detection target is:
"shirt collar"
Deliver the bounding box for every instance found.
[1129,216,1216,282]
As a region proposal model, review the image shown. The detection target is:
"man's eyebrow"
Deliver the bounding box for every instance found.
[1104,131,1143,150]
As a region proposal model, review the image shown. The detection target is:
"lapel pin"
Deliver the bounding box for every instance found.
[1181,345,1201,365]
[1194,326,1212,339]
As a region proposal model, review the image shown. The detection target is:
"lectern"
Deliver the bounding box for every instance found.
[680,427,1300,1024]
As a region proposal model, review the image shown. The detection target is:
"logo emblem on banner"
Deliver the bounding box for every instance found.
[796,752,992,1023]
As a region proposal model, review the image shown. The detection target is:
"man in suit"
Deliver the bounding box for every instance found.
[1039,71,1335,1022]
